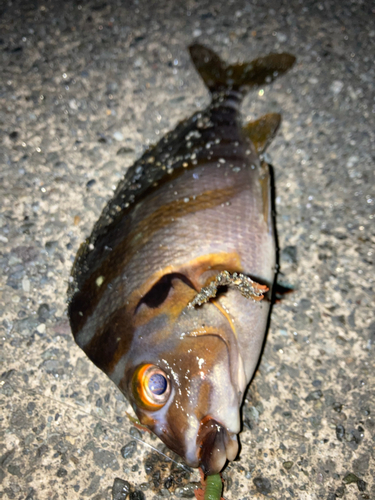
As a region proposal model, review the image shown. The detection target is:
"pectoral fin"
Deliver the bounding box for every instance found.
[243,113,281,153]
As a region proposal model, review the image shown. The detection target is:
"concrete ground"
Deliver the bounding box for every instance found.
[0,0,374,499]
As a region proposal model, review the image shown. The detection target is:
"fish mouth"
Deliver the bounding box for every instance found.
[197,416,239,475]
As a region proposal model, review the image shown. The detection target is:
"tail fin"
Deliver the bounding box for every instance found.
[189,44,295,95]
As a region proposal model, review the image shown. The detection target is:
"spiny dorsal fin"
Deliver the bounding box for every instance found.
[189,44,295,95]
[243,113,281,153]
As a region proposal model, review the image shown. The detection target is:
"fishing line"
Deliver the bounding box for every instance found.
[6,381,191,472]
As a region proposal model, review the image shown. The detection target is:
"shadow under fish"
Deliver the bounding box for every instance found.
[68,44,295,476]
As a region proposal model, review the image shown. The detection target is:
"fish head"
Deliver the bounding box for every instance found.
[116,266,247,474]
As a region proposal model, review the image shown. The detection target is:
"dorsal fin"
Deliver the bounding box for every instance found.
[189,44,296,96]
[243,113,281,153]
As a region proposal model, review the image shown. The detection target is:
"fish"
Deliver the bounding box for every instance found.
[67,43,295,476]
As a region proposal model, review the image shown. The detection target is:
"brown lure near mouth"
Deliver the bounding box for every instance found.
[68,44,295,475]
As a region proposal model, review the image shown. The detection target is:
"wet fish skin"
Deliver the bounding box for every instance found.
[68,44,295,475]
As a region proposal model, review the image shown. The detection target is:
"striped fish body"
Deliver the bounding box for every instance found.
[68,44,295,475]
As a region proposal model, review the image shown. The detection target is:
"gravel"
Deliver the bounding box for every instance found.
[1,0,374,499]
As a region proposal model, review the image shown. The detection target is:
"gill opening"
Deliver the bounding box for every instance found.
[211,299,237,339]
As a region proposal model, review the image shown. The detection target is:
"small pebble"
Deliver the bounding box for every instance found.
[22,277,30,293]
[357,479,367,492]
[129,427,142,439]
[336,424,345,441]
[283,461,294,471]
[330,80,344,94]
[343,472,359,484]
[112,478,131,500]
[36,324,46,334]
[253,476,272,494]
[174,483,197,498]
[56,468,67,478]
[121,441,137,459]
[113,131,124,141]
[129,492,145,500]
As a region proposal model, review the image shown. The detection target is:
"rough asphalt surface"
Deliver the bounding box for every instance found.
[0,1,374,499]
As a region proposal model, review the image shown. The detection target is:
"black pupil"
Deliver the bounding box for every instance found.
[149,373,167,395]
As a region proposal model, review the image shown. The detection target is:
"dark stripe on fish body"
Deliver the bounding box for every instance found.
[80,305,134,374]
[68,99,253,298]
[68,97,260,340]
[69,183,241,338]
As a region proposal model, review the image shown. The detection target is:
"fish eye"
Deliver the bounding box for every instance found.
[132,364,171,410]
[149,372,168,395]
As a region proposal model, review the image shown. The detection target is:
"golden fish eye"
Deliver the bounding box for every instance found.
[132,364,171,410]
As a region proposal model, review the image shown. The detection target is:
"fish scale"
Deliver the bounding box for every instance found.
[68,43,295,475]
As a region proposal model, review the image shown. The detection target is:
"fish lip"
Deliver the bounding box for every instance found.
[197,416,238,475]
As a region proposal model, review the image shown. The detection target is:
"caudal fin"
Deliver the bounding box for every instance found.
[189,44,295,95]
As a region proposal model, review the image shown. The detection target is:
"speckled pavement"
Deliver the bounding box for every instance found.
[0,1,374,499]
